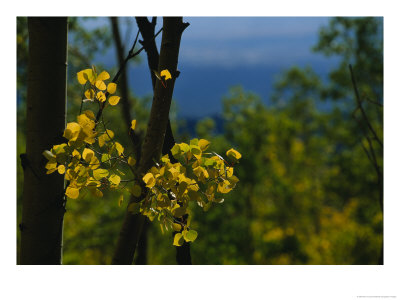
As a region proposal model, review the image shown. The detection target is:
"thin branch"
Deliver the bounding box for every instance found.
[349,64,383,148]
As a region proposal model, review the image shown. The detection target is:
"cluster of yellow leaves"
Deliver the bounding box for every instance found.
[77,66,120,106]
[129,138,241,245]
[43,66,242,247]
[42,67,136,200]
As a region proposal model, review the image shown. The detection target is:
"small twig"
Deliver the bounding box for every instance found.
[349,64,383,148]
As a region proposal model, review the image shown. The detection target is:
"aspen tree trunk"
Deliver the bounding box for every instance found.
[136,16,192,265]
[112,17,188,264]
[20,17,68,264]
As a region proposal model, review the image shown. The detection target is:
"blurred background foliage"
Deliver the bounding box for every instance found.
[17,17,383,264]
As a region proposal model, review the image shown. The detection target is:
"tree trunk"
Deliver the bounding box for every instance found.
[136,17,192,264]
[20,17,68,264]
[112,17,188,264]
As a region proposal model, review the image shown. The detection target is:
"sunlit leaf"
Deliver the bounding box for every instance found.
[173,233,184,246]
[93,168,109,180]
[131,119,137,130]
[97,91,106,102]
[128,156,136,166]
[77,69,94,85]
[109,96,120,106]
[143,173,156,188]
[97,71,110,81]
[107,82,117,94]
[65,186,79,199]
[198,139,210,151]
[109,174,121,186]
[57,165,65,174]
[160,69,172,80]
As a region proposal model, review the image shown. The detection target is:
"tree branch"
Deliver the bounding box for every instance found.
[112,17,189,264]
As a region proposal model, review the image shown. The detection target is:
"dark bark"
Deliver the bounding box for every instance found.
[20,17,68,264]
[112,17,188,264]
[136,17,192,264]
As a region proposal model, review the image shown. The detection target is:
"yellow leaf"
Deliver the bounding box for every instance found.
[172,223,182,232]
[82,148,94,162]
[77,69,94,85]
[107,82,117,94]
[65,186,79,199]
[93,168,109,180]
[97,91,106,102]
[160,69,172,80]
[131,119,137,130]
[97,71,110,81]
[83,110,95,120]
[109,95,120,106]
[128,156,136,166]
[84,89,95,100]
[63,122,81,141]
[89,156,100,170]
[226,148,242,160]
[198,139,210,151]
[109,174,121,186]
[173,233,184,246]
[143,173,156,188]
[95,80,106,91]
[115,142,124,156]
[57,165,65,174]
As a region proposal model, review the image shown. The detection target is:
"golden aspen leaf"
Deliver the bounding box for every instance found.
[84,89,95,100]
[109,96,120,106]
[45,160,57,170]
[118,194,124,207]
[83,110,95,120]
[109,174,121,186]
[172,223,182,232]
[97,71,110,81]
[95,80,106,91]
[77,69,94,84]
[107,82,117,94]
[82,148,94,162]
[93,168,109,180]
[226,148,242,160]
[198,139,210,151]
[89,155,100,170]
[171,144,181,158]
[114,142,124,156]
[143,173,156,188]
[131,119,137,130]
[63,122,81,141]
[57,165,65,174]
[173,233,184,246]
[160,69,172,80]
[65,186,79,199]
[97,91,106,102]
[128,156,136,166]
